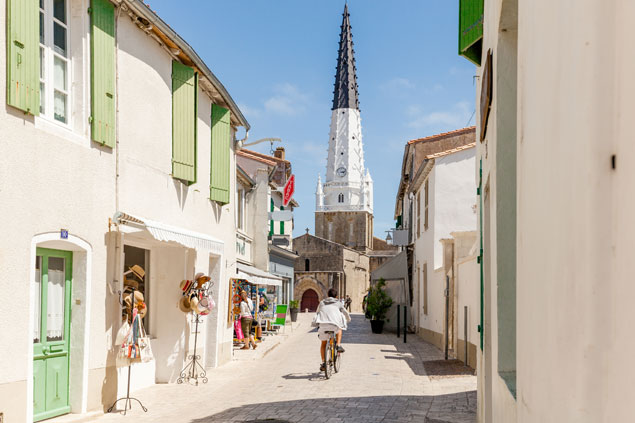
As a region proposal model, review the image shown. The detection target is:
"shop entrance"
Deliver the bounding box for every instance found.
[301,289,319,312]
[33,248,72,422]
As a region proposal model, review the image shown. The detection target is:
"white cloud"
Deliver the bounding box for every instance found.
[264,83,309,116]
[407,101,473,130]
[381,77,415,92]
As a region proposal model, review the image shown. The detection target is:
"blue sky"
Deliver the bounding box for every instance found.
[147,0,476,239]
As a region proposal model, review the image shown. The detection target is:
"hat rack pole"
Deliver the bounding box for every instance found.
[177,280,213,386]
[108,286,148,414]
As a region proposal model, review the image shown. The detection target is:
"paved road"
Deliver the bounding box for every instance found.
[94,314,476,423]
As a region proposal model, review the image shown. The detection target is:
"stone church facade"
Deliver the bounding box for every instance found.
[293,5,397,314]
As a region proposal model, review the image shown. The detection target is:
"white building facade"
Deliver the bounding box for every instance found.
[0,0,248,421]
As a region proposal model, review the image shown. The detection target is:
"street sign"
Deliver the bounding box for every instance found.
[268,210,293,221]
[283,174,295,207]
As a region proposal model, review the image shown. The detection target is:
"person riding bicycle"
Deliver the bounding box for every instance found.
[313,288,351,372]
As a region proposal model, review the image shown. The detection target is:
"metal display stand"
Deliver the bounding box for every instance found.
[177,313,208,385]
[108,287,148,415]
[177,280,213,386]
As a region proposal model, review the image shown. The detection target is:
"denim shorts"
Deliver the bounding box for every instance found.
[318,324,340,341]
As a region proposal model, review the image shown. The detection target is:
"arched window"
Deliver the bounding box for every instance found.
[338,193,344,203]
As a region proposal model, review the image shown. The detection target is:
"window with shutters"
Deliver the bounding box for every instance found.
[424,179,429,230]
[39,0,70,124]
[280,205,285,235]
[236,186,246,231]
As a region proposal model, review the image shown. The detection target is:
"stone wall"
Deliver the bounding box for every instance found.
[315,211,373,253]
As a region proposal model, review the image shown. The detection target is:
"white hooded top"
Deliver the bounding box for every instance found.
[313,297,352,330]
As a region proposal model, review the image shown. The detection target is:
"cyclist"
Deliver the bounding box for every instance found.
[313,288,351,372]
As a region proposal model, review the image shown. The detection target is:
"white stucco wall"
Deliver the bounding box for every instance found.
[0,1,241,419]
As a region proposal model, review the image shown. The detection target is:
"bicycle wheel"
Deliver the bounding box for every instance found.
[333,345,341,373]
[324,340,333,379]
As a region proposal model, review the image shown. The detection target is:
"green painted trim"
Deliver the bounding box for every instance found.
[478,159,483,350]
[269,198,274,236]
[210,104,231,203]
[458,0,484,65]
[171,60,197,183]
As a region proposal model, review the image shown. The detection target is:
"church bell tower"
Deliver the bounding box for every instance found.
[315,4,374,252]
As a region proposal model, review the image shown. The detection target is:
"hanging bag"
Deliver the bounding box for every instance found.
[234,316,244,340]
[138,315,154,363]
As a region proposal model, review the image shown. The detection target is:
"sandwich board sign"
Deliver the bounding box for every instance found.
[283,174,295,207]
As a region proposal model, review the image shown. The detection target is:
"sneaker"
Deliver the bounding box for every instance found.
[320,363,326,371]
[336,345,345,353]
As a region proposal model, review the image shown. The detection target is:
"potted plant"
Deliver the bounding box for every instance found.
[366,278,393,334]
[289,300,299,322]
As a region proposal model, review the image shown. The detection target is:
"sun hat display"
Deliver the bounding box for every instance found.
[189,294,199,312]
[124,290,144,307]
[196,297,210,315]
[123,276,139,290]
[178,295,191,313]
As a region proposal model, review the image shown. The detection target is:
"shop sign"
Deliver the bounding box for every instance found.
[283,174,295,207]
[60,229,68,239]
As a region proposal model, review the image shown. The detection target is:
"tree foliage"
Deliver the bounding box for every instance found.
[366,278,393,321]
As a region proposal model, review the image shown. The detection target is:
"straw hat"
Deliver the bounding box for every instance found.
[123,277,139,290]
[127,265,145,281]
[196,297,210,315]
[123,290,144,307]
[178,296,191,313]
[189,295,199,312]
[179,279,193,293]
[194,273,211,289]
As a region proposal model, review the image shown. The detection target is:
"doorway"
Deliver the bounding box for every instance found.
[33,248,72,422]
[301,289,319,312]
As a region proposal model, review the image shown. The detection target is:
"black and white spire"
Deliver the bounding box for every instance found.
[332,4,360,111]
[317,4,373,214]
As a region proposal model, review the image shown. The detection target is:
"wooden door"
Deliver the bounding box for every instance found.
[33,248,72,422]
[301,289,319,312]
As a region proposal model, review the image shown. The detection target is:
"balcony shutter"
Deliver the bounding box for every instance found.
[459,0,484,65]
[210,104,230,203]
[172,61,197,183]
[7,0,39,114]
[90,0,116,147]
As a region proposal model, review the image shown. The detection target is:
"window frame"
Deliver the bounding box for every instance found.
[424,179,429,231]
[39,0,71,126]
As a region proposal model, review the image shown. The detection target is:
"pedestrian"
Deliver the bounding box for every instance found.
[345,295,352,312]
[239,290,257,350]
[362,291,370,319]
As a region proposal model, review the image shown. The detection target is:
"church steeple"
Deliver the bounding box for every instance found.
[332,4,360,111]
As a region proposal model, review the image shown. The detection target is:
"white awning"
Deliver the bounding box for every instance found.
[113,212,224,255]
[236,263,282,287]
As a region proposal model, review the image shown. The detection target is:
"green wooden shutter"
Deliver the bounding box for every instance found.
[210,104,231,204]
[280,205,285,234]
[269,198,274,236]
[7,0,39,114]
[90,0,116,147]
[459,0,484,65]
[172,61,197,183]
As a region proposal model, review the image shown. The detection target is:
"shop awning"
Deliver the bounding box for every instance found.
[113,212,224,255]
[236,263,282,286]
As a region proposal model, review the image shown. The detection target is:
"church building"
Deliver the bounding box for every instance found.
[294,5,397,313]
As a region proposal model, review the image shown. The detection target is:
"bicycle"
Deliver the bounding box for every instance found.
[323,330,341,379]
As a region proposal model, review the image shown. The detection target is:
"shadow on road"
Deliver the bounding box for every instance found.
[190,393,476,423]
[280,372,323,382]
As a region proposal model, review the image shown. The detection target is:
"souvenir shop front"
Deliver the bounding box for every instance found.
[231,264,283,349]
[110,212,227,395]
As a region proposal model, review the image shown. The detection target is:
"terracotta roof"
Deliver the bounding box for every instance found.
[237,148,290,165]
[236,149,277,166]
[407,126,476,145]
[424,142,476,159]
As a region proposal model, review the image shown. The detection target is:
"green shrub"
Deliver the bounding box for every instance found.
[366,278,393,321]
[289,299,299,309]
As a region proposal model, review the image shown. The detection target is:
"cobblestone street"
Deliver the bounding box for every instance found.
[90,314,476,423]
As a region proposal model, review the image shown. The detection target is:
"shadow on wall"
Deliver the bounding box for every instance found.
[190,393,476,422]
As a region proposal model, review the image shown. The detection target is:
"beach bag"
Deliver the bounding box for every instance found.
[138,316,154,363]
[234,317,244,340]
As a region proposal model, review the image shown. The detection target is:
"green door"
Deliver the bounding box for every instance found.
[33,248,72,422]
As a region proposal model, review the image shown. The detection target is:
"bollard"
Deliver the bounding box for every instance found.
[397,304,400,338]
[403,306,407,343]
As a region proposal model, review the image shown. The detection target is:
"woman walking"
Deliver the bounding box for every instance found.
[239,290,257,350]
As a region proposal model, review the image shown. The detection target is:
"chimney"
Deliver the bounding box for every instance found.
[274,147,285,161]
